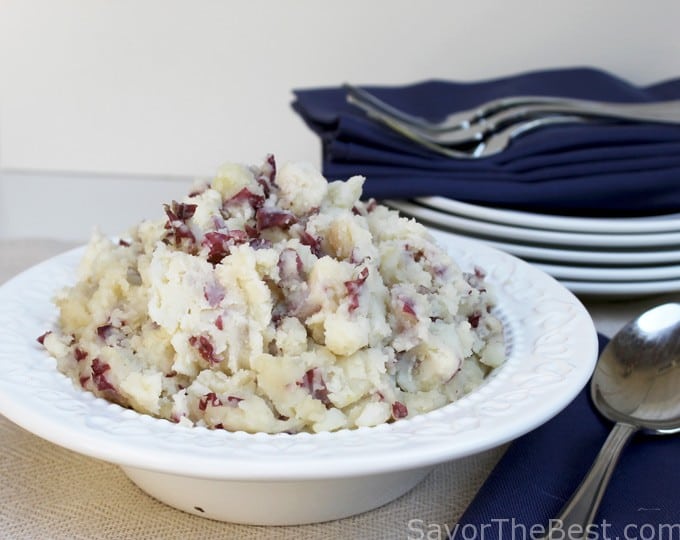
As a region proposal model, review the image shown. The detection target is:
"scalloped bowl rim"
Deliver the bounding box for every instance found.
[0,230,598,481]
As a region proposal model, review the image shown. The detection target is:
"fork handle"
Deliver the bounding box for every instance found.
[344,85,680,132]
[490,100,680,129]
[541,422,638,539]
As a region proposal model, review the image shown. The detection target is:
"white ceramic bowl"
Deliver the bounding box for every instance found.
[0,230,598,525]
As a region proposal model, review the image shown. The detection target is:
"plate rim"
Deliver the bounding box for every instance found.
[532,261,680,282]
[558,277,680,296]
[473,236,680,266]
[0,232,598,480]
[387,200,680,248]
[418,196,680,234]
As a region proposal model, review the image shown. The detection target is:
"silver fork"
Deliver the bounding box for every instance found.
[344,83,680,135]
[346,88,680,158]
[365,99,680,147]
[344,83,561,131]
[347,92,593,158]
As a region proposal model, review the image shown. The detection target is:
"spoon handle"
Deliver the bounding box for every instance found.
[543,422,638,539]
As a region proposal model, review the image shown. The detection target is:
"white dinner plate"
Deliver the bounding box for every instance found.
[385,200,680,248]
[560,278,680,296]
[464,236,680,266]
[532,261,680,282]
[432,234,680,297]
[418,196,680,234]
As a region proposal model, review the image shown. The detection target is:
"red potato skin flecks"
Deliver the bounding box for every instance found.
[344,267,369,312]
[299,231,323,257]
[203,230,249,265]
[90,358,116,392]
[226,187,265,210]
[392,401,408,419]
[34,153,504,435]
[256,208,298,231]
[36,331,52,345]
[198,392,223,411]
[189,335,221,365]
[163,201,198,251]
[298,368,332,408]
[203,281,226,307]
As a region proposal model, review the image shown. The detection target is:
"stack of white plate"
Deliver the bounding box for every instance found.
[384,197,680,297]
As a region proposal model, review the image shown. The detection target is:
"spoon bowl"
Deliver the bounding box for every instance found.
[592,302,680,433]
[545,302,680,538]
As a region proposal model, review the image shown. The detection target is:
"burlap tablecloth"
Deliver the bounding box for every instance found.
[1,239,677,539]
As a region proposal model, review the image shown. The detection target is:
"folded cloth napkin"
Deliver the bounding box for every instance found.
[292,67,680,216]
[455,334,679,538]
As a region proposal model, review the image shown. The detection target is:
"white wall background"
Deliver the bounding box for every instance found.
[2,0,680,240]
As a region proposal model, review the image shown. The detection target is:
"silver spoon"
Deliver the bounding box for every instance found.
[544,302,680,538]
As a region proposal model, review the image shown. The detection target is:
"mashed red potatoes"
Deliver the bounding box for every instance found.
[41,156,504,434]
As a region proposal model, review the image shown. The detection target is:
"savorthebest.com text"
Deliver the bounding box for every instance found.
[406,518,680,540]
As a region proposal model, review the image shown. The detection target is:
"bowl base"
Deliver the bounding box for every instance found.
[121,465,433,525]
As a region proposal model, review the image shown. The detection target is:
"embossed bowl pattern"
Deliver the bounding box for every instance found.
[0,230,598,524]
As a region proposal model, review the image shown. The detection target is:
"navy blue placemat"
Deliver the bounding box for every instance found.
[454,334,679,537]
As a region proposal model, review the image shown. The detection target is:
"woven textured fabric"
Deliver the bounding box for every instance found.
[0,416,503,539]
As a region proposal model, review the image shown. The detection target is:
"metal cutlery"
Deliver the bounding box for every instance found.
[344,83,680,134]
[345,84,596,132]
[369,100,680,147]
[347,92,593,158]
[543,302,680,538]
[344,83,680,158]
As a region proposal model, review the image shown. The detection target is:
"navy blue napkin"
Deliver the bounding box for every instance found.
[455,334,679,537]
[292,68,680,216]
